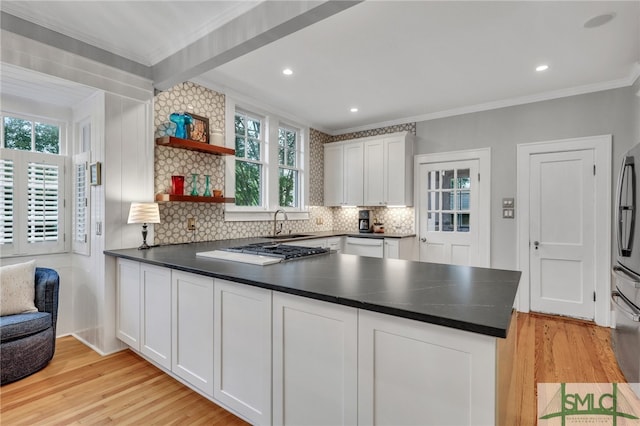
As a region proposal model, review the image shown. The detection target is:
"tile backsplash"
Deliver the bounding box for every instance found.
[152,81,415,245]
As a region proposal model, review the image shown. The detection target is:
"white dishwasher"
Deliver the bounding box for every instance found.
[344,237,384,258]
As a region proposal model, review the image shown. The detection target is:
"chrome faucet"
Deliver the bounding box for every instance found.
[273,209,289,236]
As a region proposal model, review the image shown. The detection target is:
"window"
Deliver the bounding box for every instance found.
[1,113,66,256]
[426,168,471,233]
[278,126,300,208]
[234,110,264,207]
[227,101,308,220]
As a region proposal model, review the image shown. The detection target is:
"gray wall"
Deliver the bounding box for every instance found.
[416,83,639,270]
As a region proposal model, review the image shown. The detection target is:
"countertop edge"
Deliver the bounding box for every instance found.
[105,249,514,339]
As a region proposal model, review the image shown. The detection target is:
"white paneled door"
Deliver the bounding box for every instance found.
[529,149,596,320]
[418,160,480,266]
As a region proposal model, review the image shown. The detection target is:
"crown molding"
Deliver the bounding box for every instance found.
[331,63,640,136]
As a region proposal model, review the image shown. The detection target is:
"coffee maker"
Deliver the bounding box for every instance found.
[358,210,372,233]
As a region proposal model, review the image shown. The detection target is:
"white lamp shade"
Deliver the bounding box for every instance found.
[127,202,160,224]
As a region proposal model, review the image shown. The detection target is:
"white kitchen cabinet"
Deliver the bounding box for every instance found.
[273,293,358,426]
[172,270,214,396]
[344,237,384,258]
[140,263,172,370]
[358,310,501,425]
[324,141,364,206]
[384,237,415,260]
[343,142,364,206]
[116,258,140,350]
[327,236,343,253]
[363,132,414,207]
[214,279,272,425]
[363,138,385,206]
[324,143,344,206]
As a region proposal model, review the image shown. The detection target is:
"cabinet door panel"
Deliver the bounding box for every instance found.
[324,144,344,206]
[384,136,407,206]
[116,259,140,349]
[214,279,271,425]
[358,310,497,425]
[344,142,364,206]
[140,264,171,369]
[364,140,384,206]
[273,293,357,426]
[172,270,214,396]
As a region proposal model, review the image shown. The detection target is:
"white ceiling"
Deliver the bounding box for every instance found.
[1,1,639,134]
[1,1,260,66]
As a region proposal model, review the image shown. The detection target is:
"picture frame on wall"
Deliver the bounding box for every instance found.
[188,113,209,144]
[90,161,101,186]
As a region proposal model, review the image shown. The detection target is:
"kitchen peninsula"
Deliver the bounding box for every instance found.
[105,238,520,426]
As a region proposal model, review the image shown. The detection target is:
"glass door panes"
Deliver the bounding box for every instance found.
[426,168,471,233]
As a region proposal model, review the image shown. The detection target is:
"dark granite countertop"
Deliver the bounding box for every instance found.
[105,239,520,338]
[272,230,416,240]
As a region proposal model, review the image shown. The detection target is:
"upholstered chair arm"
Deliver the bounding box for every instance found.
[34,268,60,335]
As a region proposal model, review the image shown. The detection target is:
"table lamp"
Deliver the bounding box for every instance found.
[127,202,160,249]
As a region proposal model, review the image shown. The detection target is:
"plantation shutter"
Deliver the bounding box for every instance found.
[73,151,90,255]
[27,161,60,243]
[75,162,87,241]
[0,159,14,245]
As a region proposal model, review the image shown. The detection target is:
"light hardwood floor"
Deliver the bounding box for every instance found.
[0,313,631,425]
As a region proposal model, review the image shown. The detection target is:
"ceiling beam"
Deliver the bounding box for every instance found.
[151,1,362,90]
[0,11,152,79]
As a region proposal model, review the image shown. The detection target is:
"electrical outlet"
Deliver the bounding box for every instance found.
[187,218,196,230]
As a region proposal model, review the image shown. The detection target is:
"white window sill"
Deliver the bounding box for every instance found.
[224,210,310,222]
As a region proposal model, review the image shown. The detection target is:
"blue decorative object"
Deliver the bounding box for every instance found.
[155,121,177,138]
[169,113,192,139]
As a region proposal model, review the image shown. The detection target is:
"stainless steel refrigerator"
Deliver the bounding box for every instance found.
[612,142,640,388]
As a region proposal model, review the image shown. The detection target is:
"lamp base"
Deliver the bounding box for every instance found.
[138,223,151,250]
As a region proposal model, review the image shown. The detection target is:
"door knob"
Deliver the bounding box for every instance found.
[420,237,427,243]
[533,241,539,250]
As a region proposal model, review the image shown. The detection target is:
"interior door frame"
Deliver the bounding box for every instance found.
[516,135,611,326]
[414,148,491,267]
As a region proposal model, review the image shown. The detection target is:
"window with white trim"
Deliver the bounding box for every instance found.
[278,126,300,208]
[234,110,265,208]
[227,101,308,220]
[1,113,67,256]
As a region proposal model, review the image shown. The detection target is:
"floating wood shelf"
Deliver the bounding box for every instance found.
[155,136,235,156]
[155,194,235,203]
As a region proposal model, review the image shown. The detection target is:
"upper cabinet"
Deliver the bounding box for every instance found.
[324,141,364,206]
[325,132,414,207]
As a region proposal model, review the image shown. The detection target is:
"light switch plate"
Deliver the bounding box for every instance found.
[503,208,514,219]
[502,198,515,208]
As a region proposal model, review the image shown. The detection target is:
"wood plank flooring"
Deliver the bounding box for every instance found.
[0,312,632,425]
[515,312,632,424]
[0,337,249,425]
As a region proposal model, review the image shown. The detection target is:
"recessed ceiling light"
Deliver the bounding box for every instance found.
[536,64,549,72]
[584,13,616,29]
[350,107,358,113]
[282,68,293,76]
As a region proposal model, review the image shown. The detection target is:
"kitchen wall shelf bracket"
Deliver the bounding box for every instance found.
[155,194,235,203]
[155,136,235,156]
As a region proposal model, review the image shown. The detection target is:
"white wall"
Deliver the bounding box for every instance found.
[2,33,154,353]
[416,83,639,270]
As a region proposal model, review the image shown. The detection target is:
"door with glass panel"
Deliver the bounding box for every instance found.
[418,160,479,266]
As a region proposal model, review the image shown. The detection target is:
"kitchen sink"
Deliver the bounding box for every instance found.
[262,233,313,240]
